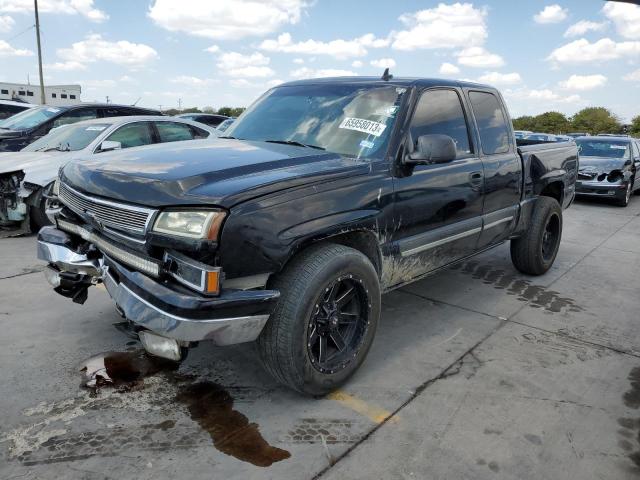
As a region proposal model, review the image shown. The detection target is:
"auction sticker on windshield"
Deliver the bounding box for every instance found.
[339,117,387,137]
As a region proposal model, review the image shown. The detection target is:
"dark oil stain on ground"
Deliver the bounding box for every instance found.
[618,367,640,469]
[176,382,290,467]
[78,350,289,467]
[80,350,178,392]
[450,261,582,313]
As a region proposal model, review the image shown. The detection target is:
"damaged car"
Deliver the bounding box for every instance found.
[0,116,217,232]
[38,76,578,395]
[575,136,640,207]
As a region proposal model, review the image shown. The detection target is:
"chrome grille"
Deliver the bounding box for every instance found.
[59,182,156,235]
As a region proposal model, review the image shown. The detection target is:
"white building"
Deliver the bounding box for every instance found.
[0,82,82,106]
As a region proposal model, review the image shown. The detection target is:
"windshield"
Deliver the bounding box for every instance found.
[22,123,111,152]
[0,105,65,130]
[576,139,630,159]
[226,84,407,159]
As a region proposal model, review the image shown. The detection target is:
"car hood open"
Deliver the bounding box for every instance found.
[61,138,369,208]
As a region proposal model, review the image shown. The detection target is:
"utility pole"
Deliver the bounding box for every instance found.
[34,0,46,105]
[105,95,110,104]
[178,98,182,112]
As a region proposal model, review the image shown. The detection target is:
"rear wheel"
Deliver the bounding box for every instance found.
[510,196,562,276]
[257,243,380,396]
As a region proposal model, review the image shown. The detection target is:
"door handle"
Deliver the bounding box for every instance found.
[469,171,483,185]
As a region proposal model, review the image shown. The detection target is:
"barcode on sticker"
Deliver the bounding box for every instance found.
[339,117,387,137]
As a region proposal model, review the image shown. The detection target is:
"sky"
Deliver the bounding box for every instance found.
[0,0,638,121]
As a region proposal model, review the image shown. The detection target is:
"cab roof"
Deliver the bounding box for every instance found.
[278,76,495,91]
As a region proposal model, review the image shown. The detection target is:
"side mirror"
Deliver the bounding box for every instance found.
[405,134,457,165]
[99,140,122,153]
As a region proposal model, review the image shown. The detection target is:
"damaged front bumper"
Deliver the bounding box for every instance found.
[37,226,279,347]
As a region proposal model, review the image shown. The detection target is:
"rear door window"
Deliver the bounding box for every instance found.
[155,121,196,143]
[469,91,511,155]
[409,89,472,158]
[105,122,154,149]
[51,108,98,128]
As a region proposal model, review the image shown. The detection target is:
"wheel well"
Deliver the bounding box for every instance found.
[539,182,564,204]
[291,230,382,277]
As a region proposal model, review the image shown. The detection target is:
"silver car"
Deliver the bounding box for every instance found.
[0,115,217,232]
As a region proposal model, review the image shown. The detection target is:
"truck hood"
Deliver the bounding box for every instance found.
[0,151,71,186]
[61,138,369,208]
[578,156,628,174]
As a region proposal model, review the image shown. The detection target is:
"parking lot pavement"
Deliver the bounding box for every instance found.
[1,198,639,480]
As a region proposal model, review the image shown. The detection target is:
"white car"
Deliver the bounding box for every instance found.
[0,115,217,232]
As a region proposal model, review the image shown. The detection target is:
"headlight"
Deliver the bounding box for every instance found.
[152,210,226,240]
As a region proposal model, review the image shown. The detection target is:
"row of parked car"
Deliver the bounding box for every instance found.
[0,103,235,232]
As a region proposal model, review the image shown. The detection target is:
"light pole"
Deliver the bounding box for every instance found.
[34,0,46,105]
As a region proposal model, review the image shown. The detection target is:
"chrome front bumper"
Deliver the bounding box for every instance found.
[37,226,278,345]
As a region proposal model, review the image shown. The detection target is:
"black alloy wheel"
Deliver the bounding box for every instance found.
[307,275,370,374]
[541,212,561,263]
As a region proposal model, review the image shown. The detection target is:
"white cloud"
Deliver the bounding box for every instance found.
[0,14,14,32]
[564,20,607,38]
[477,71,522,85]
[534,5,568,24]
[216,51,275,78]
[392,3,487,51]
[45,60,86,71]
[204,45,220,53]
[170,75,215,87]
[623,69,640,82]
[548,38,640,64]
[260,32,387,59]
[148,0,308,39]
[82,79,117,89]
[0,39,32,57]
[503,87,582,114]
[293,58,304,64]
[602,2,640,39]
[438,62,460,75]
[57,34,158,67]
[370,58,396,69]
[558,74,607,90]
[456,47,504,68]
[0,0,108,22]
[351,60,363,68]
[290,67,356,79]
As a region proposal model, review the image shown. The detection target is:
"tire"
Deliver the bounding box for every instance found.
[510,196,562,276]
[29,186,53,231]
[616,180,633,206]
[257,243,381,396]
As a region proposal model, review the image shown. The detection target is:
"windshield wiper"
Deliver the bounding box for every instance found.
[42,143,70,152]
[264,139,326,150]
[218,135,237,139]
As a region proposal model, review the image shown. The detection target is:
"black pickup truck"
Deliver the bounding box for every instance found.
[37,77,578,395]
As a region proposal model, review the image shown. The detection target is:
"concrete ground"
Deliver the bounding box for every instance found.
[1,197,639,480]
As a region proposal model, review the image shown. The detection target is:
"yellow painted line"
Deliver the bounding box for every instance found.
[327,390,398,424]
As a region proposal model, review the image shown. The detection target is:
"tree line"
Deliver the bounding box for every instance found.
[162,106,246,117]
[512,107,640,137]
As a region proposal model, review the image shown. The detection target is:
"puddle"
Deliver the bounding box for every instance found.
[176,382,290,467]
[76,350,289,467]
[450,261,583,313]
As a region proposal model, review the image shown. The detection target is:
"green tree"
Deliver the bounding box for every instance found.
[630,115,640,137]
[533,111,570,134]
[512,115,536,131]
[571,107,621,135]
[217,106,246,117]
[202,106,215,113]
